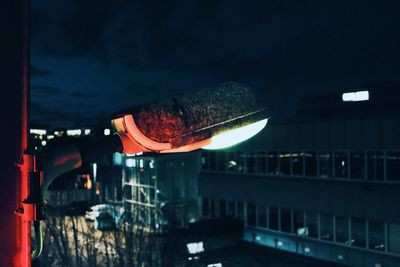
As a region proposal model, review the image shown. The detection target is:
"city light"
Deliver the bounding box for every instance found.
[342,90,369,102]
[104,128,111,136]
[30,129,47,135]
[66,129,82,136]
[202,119,268,150]
[186,242,204,254]
[84,129,91,135]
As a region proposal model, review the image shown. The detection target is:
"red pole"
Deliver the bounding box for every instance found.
[0,0,31,266]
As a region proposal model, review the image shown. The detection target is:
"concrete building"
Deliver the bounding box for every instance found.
[199,86,400,267]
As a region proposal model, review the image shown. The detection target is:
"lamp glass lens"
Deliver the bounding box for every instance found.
[202,119,268,150]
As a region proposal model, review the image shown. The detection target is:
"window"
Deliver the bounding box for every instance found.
[217,152,226,172]
[227,201,236,217]
[369,220,385,251]
[334,152,348,178]
[304,152,317,176]
[319,152,333,177]
[281,209,292,233]
[386,152,400,181]
[202,197,209,217]
[210,198,215,218]
[269,207,279,231]
[268,151,279,175]
[388,223,400,254]
[256,152,267,174]
[293,210,304,234]
[226,152,238,172]
[245,152,256,173]
[351,218,366,248]
[247,203,256,226]
[320,214,333,241]
[209,151,217,171]
[237,202,244,220]
[335,216,349,244]
[306,212,319,238]
[280,151,291,175]
[292,152,304,176]
[350,151,365,179]
[367,152,384,181]
[219,199,227,218]
[257,206,267,228]
[237,152,245,173]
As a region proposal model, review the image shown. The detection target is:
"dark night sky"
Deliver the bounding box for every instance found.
[31,0,400,128]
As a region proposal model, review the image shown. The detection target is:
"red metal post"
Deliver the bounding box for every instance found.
[0,0,31,266]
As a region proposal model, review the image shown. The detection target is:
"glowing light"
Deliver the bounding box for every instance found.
[126,158,136,167]
[149,160,155,169]
[84,129,91,135]
[304,247,311,253]
[92,163,97,182]
[342,90,369,102]
[207,264,222,267]
[186,242,204,254]
[104,128,111,136]
[41,140,47,146]
[30,129,46,135]
[277,240,283,247]
[203,119,268,150]
[67,129,82,136]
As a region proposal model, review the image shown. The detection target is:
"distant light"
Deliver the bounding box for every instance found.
[304,247,311,253]
[203,119,268,150]
[207,264,222,267]
[156,189,160,194]
[186,242,204,254]
[337,254,344,261]
[277,241,283,247]
[113,153,123,165]
[67,129,82,136]
[255,235,261,241]
[30,129,46,135]
[149,160,155,169]
[126,158,136,167]
[139,159,144,168]
[41,140,47,146]
[47,135,54,140]
[104,128,111,136]
[297,227,309,236]
[92,163,97,182]
[84,129,91,135]
[342,90,369,102]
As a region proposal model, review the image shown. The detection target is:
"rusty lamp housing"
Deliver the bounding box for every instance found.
[112,82,269,154]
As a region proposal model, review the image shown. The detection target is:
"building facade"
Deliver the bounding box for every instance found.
[199,94,400,267]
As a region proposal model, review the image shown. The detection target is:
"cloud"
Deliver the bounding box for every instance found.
[31,65,51,77]
[70,91,96,98]
[31,85,63,96]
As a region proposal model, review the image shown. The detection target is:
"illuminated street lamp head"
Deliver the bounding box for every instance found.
[112,82,269,154]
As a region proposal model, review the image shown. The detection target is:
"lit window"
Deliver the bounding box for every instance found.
[342,90,369,102]
[67,129,82,136]
[30,129,46,135]
[126,158,136,167]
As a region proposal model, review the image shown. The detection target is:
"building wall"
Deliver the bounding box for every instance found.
[198,118,400,267]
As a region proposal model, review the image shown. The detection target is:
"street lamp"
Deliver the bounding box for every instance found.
[31,81,269,260]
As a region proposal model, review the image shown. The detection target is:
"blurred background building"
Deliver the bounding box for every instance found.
[199,83,400,267]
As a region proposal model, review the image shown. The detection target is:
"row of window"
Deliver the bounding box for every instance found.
[201,198,400,255]
[202,150,400,181]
